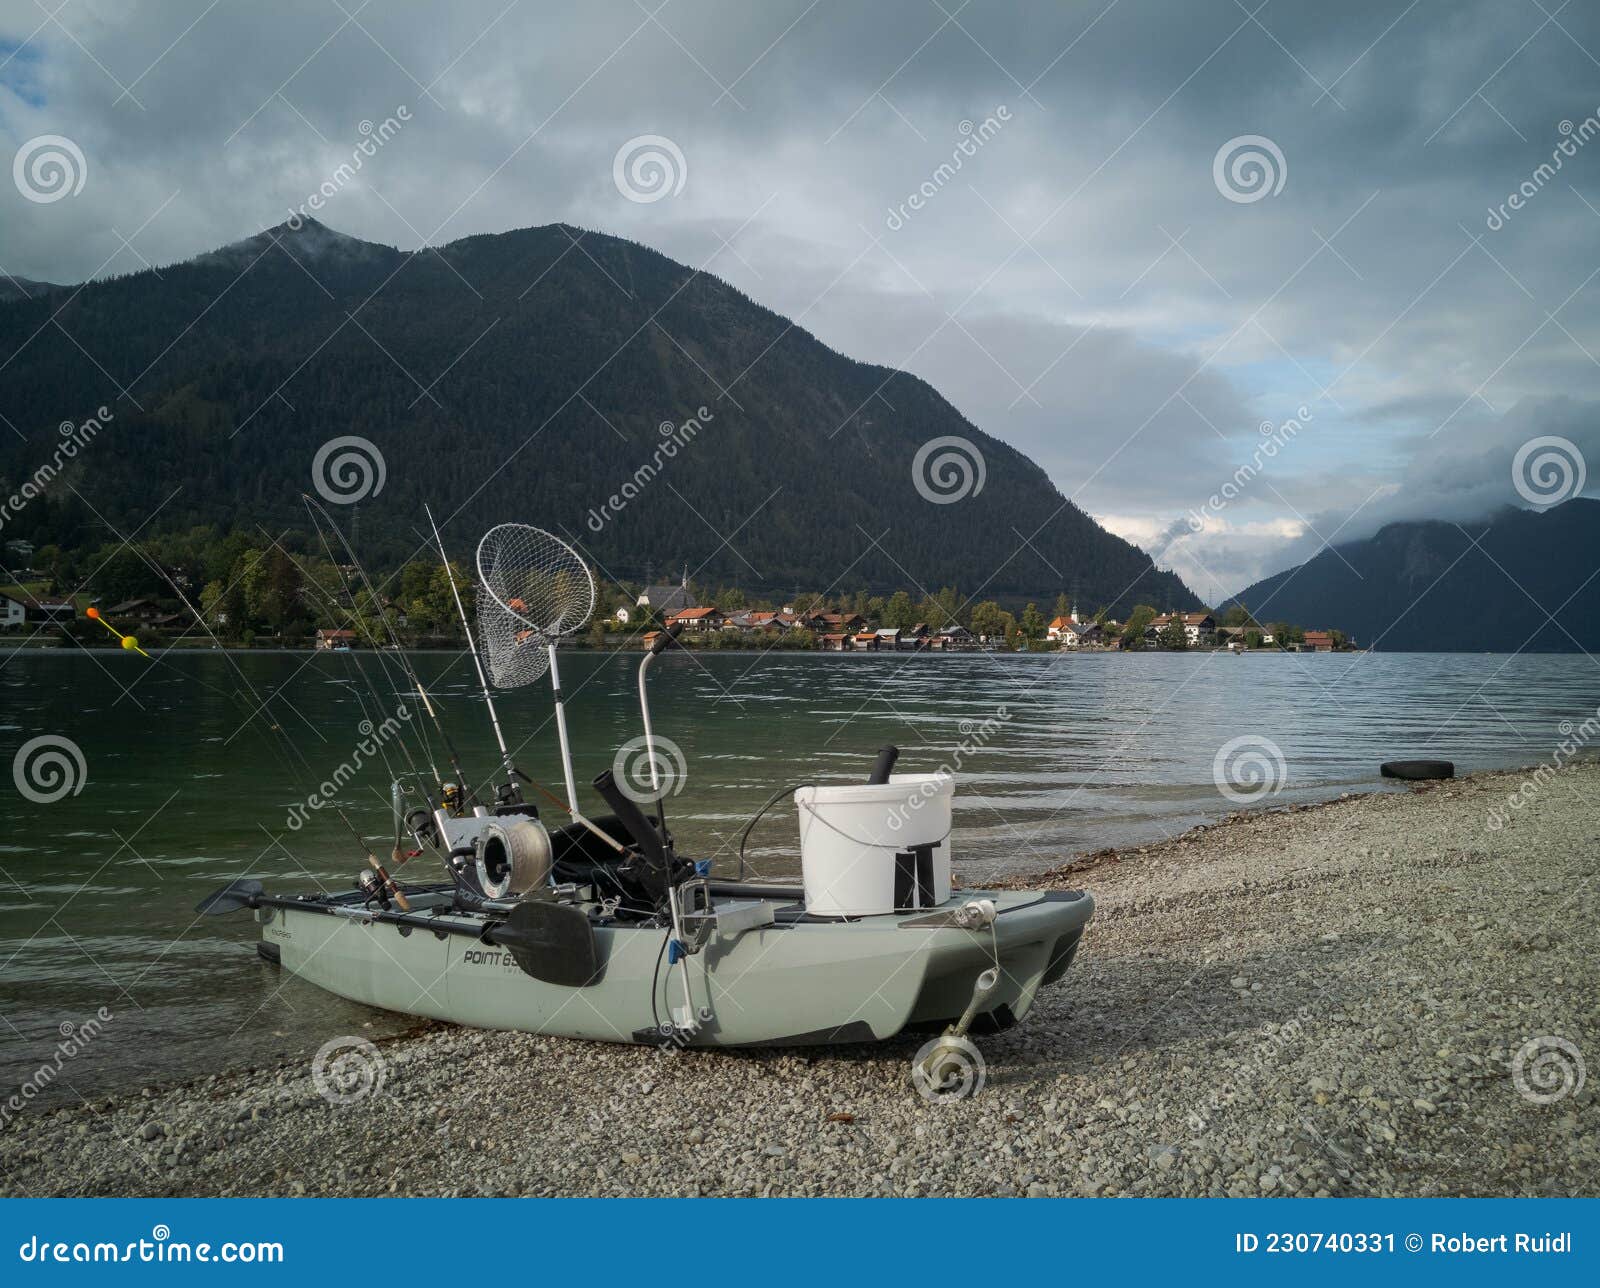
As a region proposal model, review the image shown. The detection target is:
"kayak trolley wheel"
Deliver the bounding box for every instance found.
[910,1033,987,1103]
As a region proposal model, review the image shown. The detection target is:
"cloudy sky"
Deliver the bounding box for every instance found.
[4,0,1599,600]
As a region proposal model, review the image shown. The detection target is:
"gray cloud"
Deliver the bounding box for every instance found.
[3,1,1599,602]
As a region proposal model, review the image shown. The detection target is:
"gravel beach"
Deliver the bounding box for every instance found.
[4,763,1596,1198]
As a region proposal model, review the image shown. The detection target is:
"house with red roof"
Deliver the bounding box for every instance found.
[668,606,724,632]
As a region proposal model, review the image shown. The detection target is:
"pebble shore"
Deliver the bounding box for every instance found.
[3,763,1595,1198]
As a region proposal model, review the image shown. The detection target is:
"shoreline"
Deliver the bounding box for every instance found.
[2,763,1594,1197]
[1,639,1384,656]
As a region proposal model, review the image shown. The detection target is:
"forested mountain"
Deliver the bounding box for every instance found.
[0,218,1198,612]
[1226,499,1600,652]
[0,276,64,303]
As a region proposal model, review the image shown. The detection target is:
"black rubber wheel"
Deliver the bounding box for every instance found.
[256,941,282,966]
[1380,759,1454,781]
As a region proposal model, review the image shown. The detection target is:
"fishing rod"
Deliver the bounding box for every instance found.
[283,527,439,813]
[472,522,594,817]
[294,496,441,768]
[297,498,457,800]
[127,545,404,899]
[424,503,518,799]
[428,506,627,855]
[299,503,616,905]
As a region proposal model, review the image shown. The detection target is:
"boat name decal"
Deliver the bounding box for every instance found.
[461,948,518,970]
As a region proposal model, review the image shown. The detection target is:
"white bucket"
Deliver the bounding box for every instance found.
[794,773,953,917]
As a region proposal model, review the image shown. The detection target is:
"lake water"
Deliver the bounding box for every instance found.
[1,647,1595,1106]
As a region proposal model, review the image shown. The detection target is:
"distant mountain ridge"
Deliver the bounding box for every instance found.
[0,276,64,303]
[0,218,1198,612]
[1227,499,1600,651]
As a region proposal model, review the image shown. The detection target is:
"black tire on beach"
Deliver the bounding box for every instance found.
[1380,759,1455,781]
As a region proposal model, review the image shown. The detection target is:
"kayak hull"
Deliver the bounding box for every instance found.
[259,887,1092,1047]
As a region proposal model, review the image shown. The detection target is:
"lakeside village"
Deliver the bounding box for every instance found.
[0,534,1356,654]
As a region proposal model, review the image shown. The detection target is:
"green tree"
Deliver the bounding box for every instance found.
[34,543,65,587]
[1021,602,1045,640]
[200,577,246,634]
[970,600,1007,641]
[232,548,270,629]
[398,561,443,633]
[91,545,164,603]
[1158,614,1187,650]
[1121,604,1156,649]
[1052,592,1071,621]
[260,548,304,631]
[400,563,471,637]
[883,589,916,629]
[933,586,963,628]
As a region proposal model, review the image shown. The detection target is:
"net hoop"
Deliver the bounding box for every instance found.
[474,524,596,689]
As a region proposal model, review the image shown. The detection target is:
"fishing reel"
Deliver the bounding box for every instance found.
[473,816,553,900]
[493,765,544,811]
[406,808,441,850]
[357,868,390,910]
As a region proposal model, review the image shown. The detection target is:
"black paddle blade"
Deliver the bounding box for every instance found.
[195,878,264,916]
[487,899,604,988]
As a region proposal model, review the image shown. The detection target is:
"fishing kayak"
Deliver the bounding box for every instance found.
[251,867,1092,1047]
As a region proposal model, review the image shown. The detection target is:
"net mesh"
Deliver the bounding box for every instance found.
[475,524,596,689]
